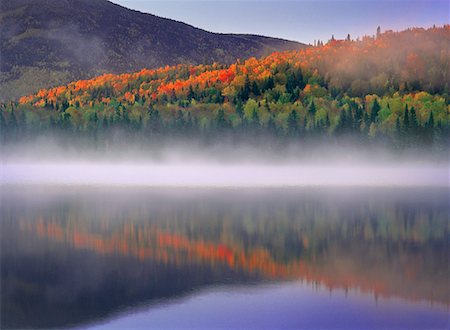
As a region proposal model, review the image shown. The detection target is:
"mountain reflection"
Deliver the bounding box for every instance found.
[1,187,448,329]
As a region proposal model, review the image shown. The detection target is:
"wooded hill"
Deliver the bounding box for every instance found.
[2,26,449,151]
[0,0,305,101]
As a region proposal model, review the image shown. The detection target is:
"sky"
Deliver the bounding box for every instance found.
[109,0,449,44]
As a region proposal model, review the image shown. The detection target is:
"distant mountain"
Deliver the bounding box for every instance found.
[0,0,306,101]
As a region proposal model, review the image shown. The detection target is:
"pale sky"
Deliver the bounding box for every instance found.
[109,0,449,44]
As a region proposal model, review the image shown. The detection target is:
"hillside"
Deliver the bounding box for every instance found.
[2,26,449,151]
[0,0,305,101]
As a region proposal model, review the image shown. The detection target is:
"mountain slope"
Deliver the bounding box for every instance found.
[0,0,306,101]
[6,26,448,152]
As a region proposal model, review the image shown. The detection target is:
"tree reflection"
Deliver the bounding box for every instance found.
[1,187,448,329]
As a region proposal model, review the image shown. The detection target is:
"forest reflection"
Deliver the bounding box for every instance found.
[1,187,448,329]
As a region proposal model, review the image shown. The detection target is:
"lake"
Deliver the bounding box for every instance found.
[1,187,448,329]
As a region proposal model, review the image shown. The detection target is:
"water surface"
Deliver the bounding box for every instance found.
[1,187,448,329]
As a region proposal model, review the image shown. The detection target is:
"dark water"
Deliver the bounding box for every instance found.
[1,187,449,329]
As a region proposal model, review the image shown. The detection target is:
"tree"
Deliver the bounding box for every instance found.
[147,108,162,134]
[241,75,251,101]
[251,109,260,127]
[122,106,130,128]
[187,86,195,101]
[395,116,401,135]
[174,110,186,131]
[423,111,435,146]
[403,105,410,129]
[287,109,298,135]
[426,111,434,128]
[370,99,381,122]
[286,73,297,94]
[235,100,244,118]
[215,108,228,129]
[409,106,418,130]
[114,106,122,123]
[263,76,275,91]
[308,100,316,116]
[9,108,18,131]
[61,112,72,131]
[102,115,109,131]
[251,81,260,96]
[336,109,350,135]
[267,115,277,135]
[244,99,259,122]
[0,110,6,142]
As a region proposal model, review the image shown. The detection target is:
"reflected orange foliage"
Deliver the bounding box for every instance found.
[19,218,448,306]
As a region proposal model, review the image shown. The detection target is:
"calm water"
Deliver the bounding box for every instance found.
[1,187,449,329]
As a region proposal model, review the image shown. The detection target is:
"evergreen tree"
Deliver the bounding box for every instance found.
[264,76,275,90]
[187,86,195,101]
[267,115,277,135]
[122,106,130,129]
[395,116,402,147]
[325,113,331,130]
[422,111,435,147]
[370,99,381,122]
[395,116,401,134]
[308,100,316,116]
[336,109,348,135]
[403,105,410,129]
[215,108,227,129]
[114,106,122,123]
[102,115,109,130]
[410,106,418,130]
[286,73,297,94]
[0,110,6,142]
[251,109,260,130]
[235,100,244,118]
[426,111,434,128]
[251,81,260,96]
[241,75,251,101]
[9,108,18,134]
[287,109,298,135]
[61,112,72,131]
[147,109,162,133]
[251,108,260,123]
[91,111,99,131]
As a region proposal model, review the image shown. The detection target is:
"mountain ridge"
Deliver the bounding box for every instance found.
[0,0,306,101]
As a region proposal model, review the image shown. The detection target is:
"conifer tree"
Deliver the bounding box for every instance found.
[287,109,298,135]
[370,99,381,122]
[403,105,410,129]
[308,100,316,116]
[215,108,227,129]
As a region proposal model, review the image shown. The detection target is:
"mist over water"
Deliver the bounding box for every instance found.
[1,139,448,187]
[2,162,448,187]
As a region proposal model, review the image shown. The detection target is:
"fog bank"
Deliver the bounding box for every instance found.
[1,162,447,187]
[1,138,448,187]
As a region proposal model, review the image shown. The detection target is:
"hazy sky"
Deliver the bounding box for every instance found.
[109,0,448,44]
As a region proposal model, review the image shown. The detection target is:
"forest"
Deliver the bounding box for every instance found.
[1,26,449,152]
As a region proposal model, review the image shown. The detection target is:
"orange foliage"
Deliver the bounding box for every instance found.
[17,26,449,109]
